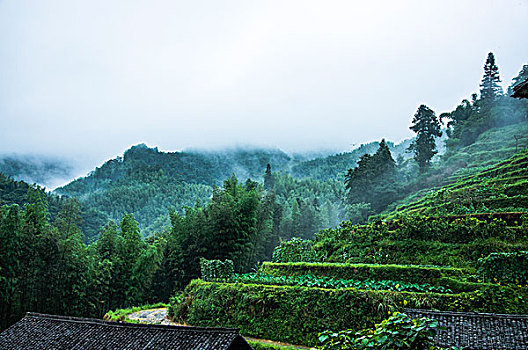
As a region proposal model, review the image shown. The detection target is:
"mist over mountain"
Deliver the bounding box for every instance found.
[49,140,411,240]
[0,154,76,190]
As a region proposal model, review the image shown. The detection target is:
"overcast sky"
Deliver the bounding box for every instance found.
[1,0,527,169]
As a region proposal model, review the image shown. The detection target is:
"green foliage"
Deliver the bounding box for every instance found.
[480,52,503,103]
[259,262,466,287]
[408,104,442,173]
[200,258,234,282]
[345,140,400,213]
[247,341,302,350]
[0,184,168,331]
[392,215,519,243]
[441,53,527,149]
[162,176,280,290]
[384,150,528,219]
[226,273,453,294]
[170,280,528,346]
[478,251,528,285]
[291,141,412,182]
[272,238,317,263]
[313,214,528,268]
[318,312,452,350]
[54,145,350,239]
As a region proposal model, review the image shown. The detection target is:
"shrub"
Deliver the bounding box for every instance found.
[312,214,528,268]
[478,251,528,285]
[200,258,234,281]
[317,312,456,350]
[272,238,317,263]
[170,280,528,346]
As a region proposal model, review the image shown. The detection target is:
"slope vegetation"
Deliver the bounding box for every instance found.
[383,122,528,218]
[385,148,528,219]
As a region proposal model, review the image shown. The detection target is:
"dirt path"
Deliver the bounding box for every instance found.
[127,308,313,349]
[127,308,175,325]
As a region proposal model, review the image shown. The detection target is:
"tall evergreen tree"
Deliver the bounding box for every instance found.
[345,140,397,214]
[263,164,274,190]
[408,105,442,172]
[480,52,503,104]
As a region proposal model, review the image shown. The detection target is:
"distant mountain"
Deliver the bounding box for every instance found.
[291,139,415,182]
[0,154,75,190]
[53,141,411,239]
[0,173,65,222]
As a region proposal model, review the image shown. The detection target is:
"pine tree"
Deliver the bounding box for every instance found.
[263,163,274,190]
[408,105,442,172]
[345,140,397,213]
[480,52,503,103]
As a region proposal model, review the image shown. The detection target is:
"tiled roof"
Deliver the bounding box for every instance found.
[405,308,528,350]
[0,312,253,350]
[512,79,528,99]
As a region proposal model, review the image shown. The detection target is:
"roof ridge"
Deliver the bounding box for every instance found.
[404,308,528,320]
[24,312,240,333]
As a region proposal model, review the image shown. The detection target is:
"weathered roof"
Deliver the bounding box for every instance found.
[512,79,528,99]
[405,308,528,349]
[0,312,253,350]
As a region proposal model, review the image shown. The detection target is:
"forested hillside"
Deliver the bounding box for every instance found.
[53,141,410,240]
[0,154,74,189]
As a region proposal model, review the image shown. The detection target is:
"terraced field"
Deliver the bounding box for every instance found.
[385,149,528,219]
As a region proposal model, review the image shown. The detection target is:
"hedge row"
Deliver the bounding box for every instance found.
[478,251,528,285]
[387,212,527,230]
[315,238,528,269]
[170,280,528,346]
[259,262,467,286]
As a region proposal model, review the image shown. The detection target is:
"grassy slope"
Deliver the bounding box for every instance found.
[384,150,528,219]
[383,122,528,218]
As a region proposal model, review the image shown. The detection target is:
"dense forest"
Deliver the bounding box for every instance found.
[50,141,414,240]
[1,52,528,337]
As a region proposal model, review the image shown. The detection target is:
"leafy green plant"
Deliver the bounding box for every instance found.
[224,273,453,294]
[312,213,528,268]
[317,312,458,350]
[259,262,466,286]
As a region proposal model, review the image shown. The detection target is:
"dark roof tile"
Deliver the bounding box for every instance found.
[405,308,528,349]
[0,312,253,350]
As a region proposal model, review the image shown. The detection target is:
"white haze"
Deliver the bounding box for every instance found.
[1,0,527,178]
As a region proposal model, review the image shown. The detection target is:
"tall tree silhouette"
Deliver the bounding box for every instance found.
[408,105,442,172]
[480,52,503,105]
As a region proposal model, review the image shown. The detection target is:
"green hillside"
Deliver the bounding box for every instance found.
[290,139,414,182]
[383,125,528,219]
[439,121,528,182]
[52,141,410,239]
